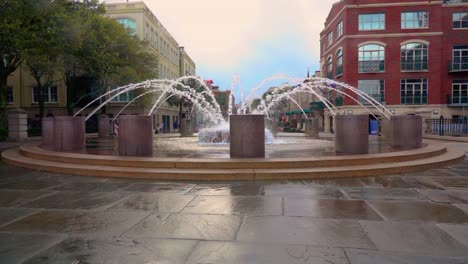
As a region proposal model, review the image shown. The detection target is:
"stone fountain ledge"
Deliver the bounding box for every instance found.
[1,142,464,180]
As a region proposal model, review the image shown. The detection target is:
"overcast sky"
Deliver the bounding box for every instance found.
[106,0,337,100]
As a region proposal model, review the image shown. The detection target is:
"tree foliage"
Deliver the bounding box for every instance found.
[1,0,159,119]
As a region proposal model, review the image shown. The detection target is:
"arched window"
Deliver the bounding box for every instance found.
[401,42,428,71]
[358,44,385,73]
[336,49,343,75]
[116,18,137,35]
[327,56,333,78]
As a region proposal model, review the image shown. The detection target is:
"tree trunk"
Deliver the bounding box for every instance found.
[65,74,74,116]
[0,75,8,110]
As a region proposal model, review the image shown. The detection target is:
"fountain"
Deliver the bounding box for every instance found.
[2,74,464,180]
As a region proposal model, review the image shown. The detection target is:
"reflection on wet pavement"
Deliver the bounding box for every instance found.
[0,145,467,263]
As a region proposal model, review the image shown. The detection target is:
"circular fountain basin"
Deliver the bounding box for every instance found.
[2,138,463,180]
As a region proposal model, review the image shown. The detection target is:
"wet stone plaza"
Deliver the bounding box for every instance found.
[0,139,467,263]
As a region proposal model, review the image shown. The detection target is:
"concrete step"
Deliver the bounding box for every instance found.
[2,146,465,180]
[19,143,448,169]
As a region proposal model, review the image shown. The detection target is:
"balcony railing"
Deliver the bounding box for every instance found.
[401,95,428,105]
[401,59,428,71]
[448,60,468,72]
[448,95,468,105]
[359,61,385,73]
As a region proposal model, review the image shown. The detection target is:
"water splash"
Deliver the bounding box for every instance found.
[74,74,393,144]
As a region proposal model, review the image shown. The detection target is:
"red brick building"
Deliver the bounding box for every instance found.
[320,0,468,132]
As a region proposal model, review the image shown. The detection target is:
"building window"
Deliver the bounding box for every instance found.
[401,42,428,71]
[32,86,57,103]
[401,11,428,29]
[358,80,385,103]
[452,46,468,71]
[327,31,333,47]
[358,44,385,73]
[116,18,137,35]
[7,86,13,103]
[327,56,333,79]
[336,49,343,76]
[111,89,135,102]
[337,20,343,38]
[400,79,428,104]
[359,13,385,31]
[452,80,468,104]
[453,12,468,29]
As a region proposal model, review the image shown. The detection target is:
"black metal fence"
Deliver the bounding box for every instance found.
[426,117,468,136]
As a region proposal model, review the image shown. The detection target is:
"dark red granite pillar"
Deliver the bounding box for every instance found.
[54,116,86,152]
[98,115,111,138]
[390,115,422,149]
[335,115,369,154]
[118,115,153,157]
[230,114,265,158]
[41,117,55,149]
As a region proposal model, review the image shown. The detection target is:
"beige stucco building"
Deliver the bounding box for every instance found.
[6,1,197,134]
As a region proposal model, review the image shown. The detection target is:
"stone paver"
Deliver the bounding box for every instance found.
[368,200,468,223]
[437,224,468,248]
[360,221,467,254]
[0,190,52,207]
[125,213,242,240]
[0,210,150,237]
[237,216,375,249]
[0,233,64,264]
[346,249,468,264]
[181,195,282,216]
[417,189,468,203]
[22,191,131,210]
[0,208,36,226]
[186,241,349,264]
[343,188,427,200]
[23,237,197,264]
[284,198,383,220]
[110,193,195,213]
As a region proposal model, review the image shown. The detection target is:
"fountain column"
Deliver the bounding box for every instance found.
[305,118,320,137]
[390,115,422,148]
[54,116,86,152]
[118,115,153,157]
[230,114,265,158]
[41,117,55,149]
[98,115,111,138]
[180,118,193,137]
[380,118,391,137]
[335,115,369,154]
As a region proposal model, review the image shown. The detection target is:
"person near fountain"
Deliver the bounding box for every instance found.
[155,123,160,134]
[113,121,119,136]
[173,119,178,132]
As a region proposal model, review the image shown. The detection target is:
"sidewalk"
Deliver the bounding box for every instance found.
[423,134,468,143]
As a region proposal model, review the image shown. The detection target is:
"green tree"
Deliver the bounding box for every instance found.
[23,0,64,119]
[250,98,262,112]
[167,78,214,120]
[215,92,229,118]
